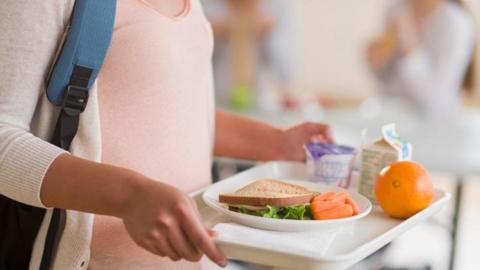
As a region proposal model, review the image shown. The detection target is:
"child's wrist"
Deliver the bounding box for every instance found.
[269,127,287,161]
[112,169,148,218]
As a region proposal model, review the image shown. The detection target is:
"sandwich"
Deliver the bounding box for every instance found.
[219,179,318,220]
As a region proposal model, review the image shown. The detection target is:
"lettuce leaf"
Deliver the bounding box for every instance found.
[283,204,310,220]
[238,204,312,220]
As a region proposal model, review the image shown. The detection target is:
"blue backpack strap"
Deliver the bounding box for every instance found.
[47,0,116,106]
[40,1,116,270]
[47,0,115,152]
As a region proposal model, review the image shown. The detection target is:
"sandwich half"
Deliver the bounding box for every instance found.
[219,179,317,220]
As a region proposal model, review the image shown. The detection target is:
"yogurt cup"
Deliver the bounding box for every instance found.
[305,143,356,188]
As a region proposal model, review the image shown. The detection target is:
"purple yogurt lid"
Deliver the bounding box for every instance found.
[305,143,356,159]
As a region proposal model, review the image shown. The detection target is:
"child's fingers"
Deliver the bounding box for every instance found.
[304,123,334,144]
[310,134,327,144]
[181,210,227,267]
[208,229,219,238]
[167,225,202,262]
[150,236,181,261]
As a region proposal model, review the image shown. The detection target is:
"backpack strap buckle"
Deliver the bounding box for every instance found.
[60,65,92,116]
[61,85,89,116]
[51,65,92,150]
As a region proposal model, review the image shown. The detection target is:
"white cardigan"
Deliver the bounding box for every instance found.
[0,1,100,269]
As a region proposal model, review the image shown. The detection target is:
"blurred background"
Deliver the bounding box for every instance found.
[202,0,480,269]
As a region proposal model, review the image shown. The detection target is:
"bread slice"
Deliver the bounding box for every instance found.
[219,179,316,207]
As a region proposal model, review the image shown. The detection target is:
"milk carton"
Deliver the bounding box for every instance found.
[358,124,412,203]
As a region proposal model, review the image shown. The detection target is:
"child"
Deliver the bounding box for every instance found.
[0,0,332,269]
[366,0,475,118]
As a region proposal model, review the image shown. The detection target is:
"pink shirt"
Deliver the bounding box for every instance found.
[91,0,215,268]
[99,0,214,193]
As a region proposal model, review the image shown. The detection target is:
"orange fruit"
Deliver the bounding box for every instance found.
[375,161,434,219]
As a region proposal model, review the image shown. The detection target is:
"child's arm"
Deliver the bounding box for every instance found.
[0,2,225,265]
[41,153,226,266]
[214,110,333,161]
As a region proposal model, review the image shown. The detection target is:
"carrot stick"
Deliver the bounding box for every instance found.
[328,192,349,203]
[345,197,360,215]
[311,199,343,213]
[312,192,335,202]
[313,204,354,220]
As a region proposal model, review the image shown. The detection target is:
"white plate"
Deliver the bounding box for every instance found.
[202,177,372,232]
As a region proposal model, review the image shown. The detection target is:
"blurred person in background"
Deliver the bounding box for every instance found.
[366,0,475,118]
[203,0,297,111]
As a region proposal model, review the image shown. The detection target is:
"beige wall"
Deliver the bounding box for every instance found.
[290,0,389,99]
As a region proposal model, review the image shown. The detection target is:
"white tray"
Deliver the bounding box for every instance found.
[191,161,451,270]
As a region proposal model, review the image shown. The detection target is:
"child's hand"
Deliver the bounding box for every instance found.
[277,122,333,161]
[366,31,397,72]
[120,179,227,267]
